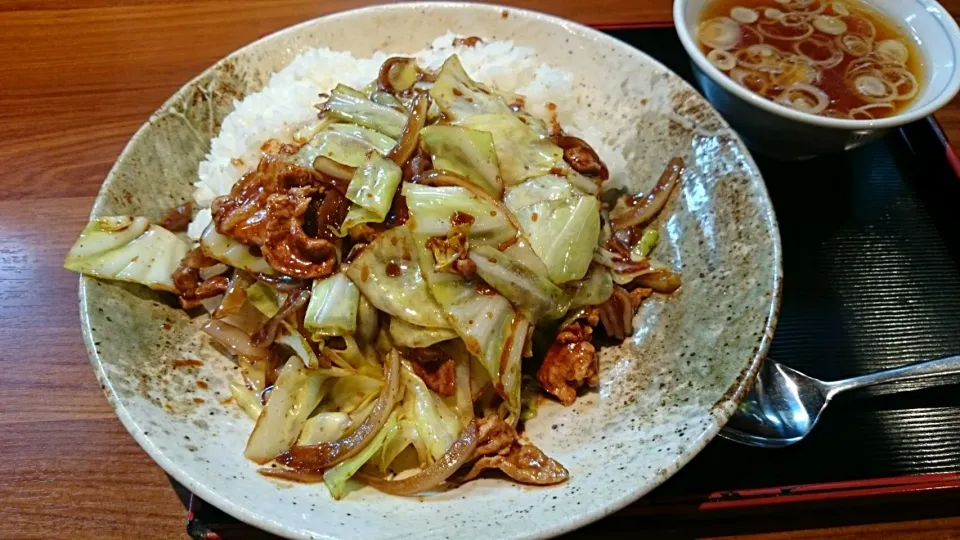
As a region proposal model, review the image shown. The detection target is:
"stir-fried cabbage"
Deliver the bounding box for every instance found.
[401,363,462,461]
[324,84,408,139]
[200,223,274,275]
[566,264,614,311]
[291,124,397,168]
[502,237,549,276]
[324,411,400,500]
[506,181,601,284]
[339,152,403,233]
[460,113,563,186]
[429,55,513,122]
[632,229,660,260]
[245,281,280,317]
[345,226,449,329]
[402,183,516,247]
[437,340,474,427]
[503,174,575,209]
[499,316,530,418]
[229,381,263,420]
[244,356,332,463]
[468,245,563,323]
[388,317,458,348]
[64,216,190,293]
[420,125,503,197]
[374,418,428,473]
[304,273,359,338]
[298,412,352,445]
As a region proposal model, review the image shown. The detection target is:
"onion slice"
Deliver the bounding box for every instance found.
[764,7,784,19]
[213,271,254,319]
[610,157,684,230]
[388,92,429,166]
[251,286,310,347]
[794,36,843,68]
[848,103,894,120]
[277,349,401,471]
[852,73,897,103]
[698,17,741,50]
[313,155,356,182]
[707,49,737,71]
[813,15,847,35]
[875,39,909,65]
[776,82,829,114]
[355,420,479,495]
[201,319,272,359]
[730,7,759,24]
[837,33,872,57]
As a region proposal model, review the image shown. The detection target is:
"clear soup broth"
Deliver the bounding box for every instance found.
[697,0,924,120]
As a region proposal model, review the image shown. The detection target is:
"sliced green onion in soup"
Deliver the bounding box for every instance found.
[698,17,741,51]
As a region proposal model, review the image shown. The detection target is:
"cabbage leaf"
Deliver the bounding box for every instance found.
[200,223,274,275]
[323,411,399,500]
[304,273,359,338]
[429,55,512,122]
[345,225,449,329]
[338,152,403,234]
[566,264,614,310]
[401,363,462,461]
[506,182,601,284]
[324,84,408,139]
[298,412,352,446]
[402,183,516,248]
[64,216,190,293]
[420,125,502,197]
[290,124,397,168]
[388,317,458,348]
[460,113,563,186]
[468,245,563,323]
[243,355,330,464]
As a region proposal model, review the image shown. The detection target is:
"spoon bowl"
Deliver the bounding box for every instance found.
[721,354,960,448]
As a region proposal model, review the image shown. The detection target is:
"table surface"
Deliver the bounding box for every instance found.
[2,1,959,539]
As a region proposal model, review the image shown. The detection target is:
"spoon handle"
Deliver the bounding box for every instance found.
[825,354,960,397]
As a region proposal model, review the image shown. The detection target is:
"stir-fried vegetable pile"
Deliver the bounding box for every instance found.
[65,48,684,498]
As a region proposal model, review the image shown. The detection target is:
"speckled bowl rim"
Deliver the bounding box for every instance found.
[78,3,782,538]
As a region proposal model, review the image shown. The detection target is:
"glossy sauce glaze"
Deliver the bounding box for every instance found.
[698,0,924,119]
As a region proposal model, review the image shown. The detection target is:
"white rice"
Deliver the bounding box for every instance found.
[189,32,625,239]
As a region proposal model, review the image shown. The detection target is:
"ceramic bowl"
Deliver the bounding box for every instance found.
[79,3,781,538]
[674,0,960,160]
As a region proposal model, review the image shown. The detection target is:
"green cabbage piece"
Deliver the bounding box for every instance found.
[429,55,513,122]
[507,184,601,284]
[503,174,575,210]
[460,113,563,186]
[64,216,190,293]
[502,237,549,277]
[290,124,397,168]
[245,281,279,317]
[388,317,458,348]
[420,125,502,197]
[199,223,274,275]
[344,226,449,329]
[338,152,403,235]
[468,245,563,322]
[402,183,516,248]
[275,323,323,369]
[566,264,614,310]
[324,84,409,139]
[401,363,462,461]
[323,411,399,500]
[499,316,529,417]
[329,374,382,414]
[304,273,359,338]
[228,380,263,420]
[243,355,331,464]
[632,229,660,260]
[375,418,428,473]
[298,412,352,446]
[437,340,475,428]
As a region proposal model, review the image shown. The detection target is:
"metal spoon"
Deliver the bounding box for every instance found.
[720,354,960,448]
